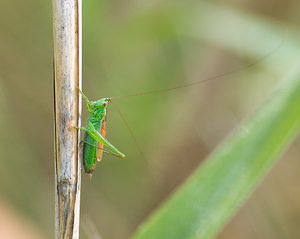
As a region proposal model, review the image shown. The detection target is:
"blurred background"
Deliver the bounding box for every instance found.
[1,0,300,238]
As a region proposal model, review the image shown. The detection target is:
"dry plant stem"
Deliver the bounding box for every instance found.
[52,0,82,238]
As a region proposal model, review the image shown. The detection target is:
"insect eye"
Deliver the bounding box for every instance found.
[103,102,107,106]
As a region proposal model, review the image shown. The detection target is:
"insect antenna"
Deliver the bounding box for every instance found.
[110,99,145,158]
[110,99,160,176]
[110,23,287,100]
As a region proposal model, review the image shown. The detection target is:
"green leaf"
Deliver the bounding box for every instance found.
[132,66,300,239]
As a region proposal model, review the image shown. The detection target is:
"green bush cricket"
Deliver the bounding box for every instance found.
[76,30,285,178]
[75,89,125,179]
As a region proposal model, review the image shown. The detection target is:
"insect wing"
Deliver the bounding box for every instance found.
[97,117,106,162]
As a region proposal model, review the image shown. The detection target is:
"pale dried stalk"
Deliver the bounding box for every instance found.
[52,0,82,238]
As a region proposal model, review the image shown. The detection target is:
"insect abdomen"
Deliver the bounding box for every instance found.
[83,133,97,173]
[83,120,101,174]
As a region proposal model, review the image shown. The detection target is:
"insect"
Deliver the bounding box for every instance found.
[75,89,125,179]
[76,28,285,178]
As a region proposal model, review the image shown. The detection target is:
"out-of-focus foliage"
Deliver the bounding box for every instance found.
[0,0,300,239]
[132,67,300,239]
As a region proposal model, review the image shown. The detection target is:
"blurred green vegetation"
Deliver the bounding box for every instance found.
[132,66,300,239]
[0,0,300,239]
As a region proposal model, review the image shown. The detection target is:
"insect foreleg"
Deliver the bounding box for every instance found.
[78,88,93,112]
[78,88,89,103]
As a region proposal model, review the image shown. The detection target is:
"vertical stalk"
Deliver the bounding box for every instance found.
[52,0,82,238]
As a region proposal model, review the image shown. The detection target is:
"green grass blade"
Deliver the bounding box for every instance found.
[132,66,300,239]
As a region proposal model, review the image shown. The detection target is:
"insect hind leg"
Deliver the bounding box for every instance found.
[82,140,124,158]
